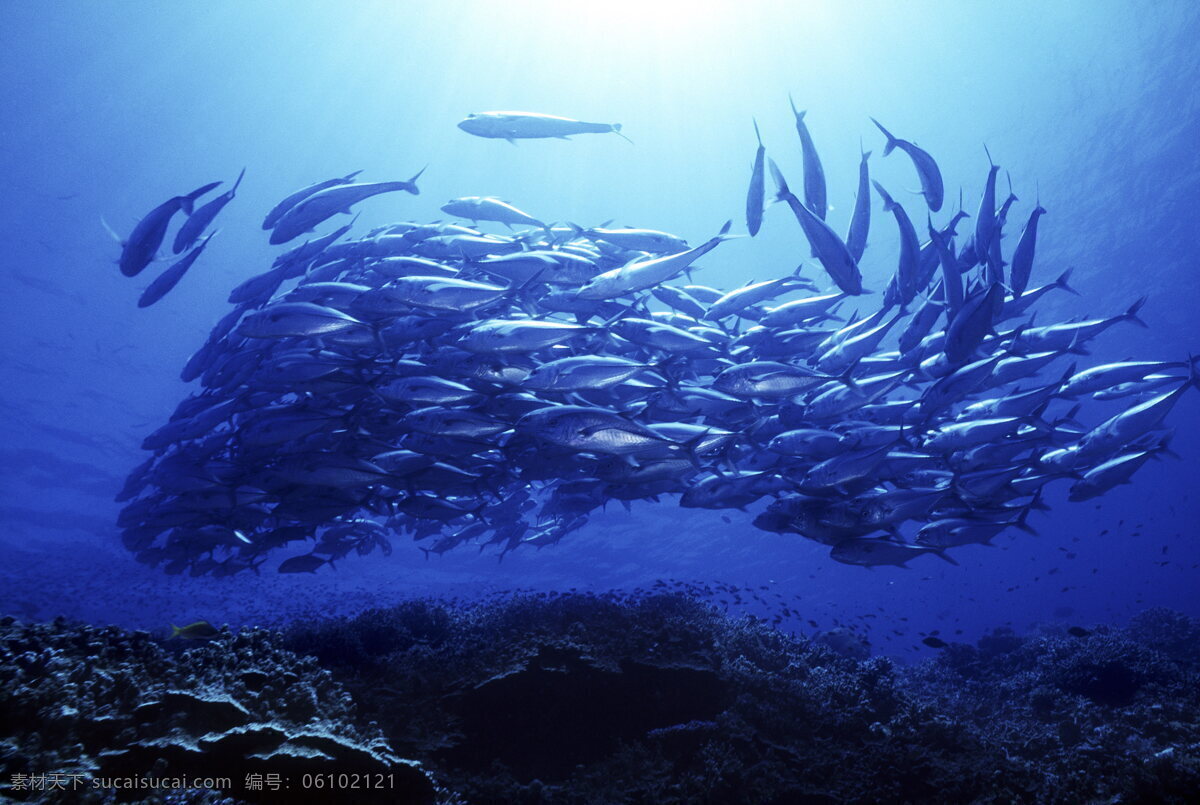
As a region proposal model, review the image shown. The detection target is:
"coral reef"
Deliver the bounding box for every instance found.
[280,594,1000,802]
[286,594,1200,803]
[0,616,436,804]
[4,599,1199,803]
[904,618,1200,802]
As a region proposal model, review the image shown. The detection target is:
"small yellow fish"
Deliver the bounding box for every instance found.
[170,620,221,640]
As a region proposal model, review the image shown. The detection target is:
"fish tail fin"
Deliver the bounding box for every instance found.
[1052,402,1084,430]
[869,117,898,156]
[230,167,247,194]
[1055,267,1080,296]
[1124,296,1149,328]
[406,165,427,193]
[767,159,790,200]
[170,624,182,638]
[931,549,960,566]
[788,92,802,120]
[836,361,861,390]
[1014,504,1039,536]
[611,124,634,144]
[1157,437,1181,461]
[513,266,550,296]
[1065,334,1091,356]
[1057,361,1078,389]
[753,117,762,147]
[676,430,712,472]
[1027,489,1051,512]
[926,214,941,242]
[197,229,219,249]
[1014,519,1039,537]
[181,181,220,215]
[652,354,690,387]
[871,180,897,211]
[100,215,124,246]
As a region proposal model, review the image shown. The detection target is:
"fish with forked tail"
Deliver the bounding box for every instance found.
[459,111,631,144]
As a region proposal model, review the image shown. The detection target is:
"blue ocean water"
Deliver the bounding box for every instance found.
[1,0,1198,663]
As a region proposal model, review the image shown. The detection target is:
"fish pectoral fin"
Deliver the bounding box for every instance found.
[100,215,124,245]
[932,549,960,566]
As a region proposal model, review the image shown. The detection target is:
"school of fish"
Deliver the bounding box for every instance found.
[111,107,1197,576]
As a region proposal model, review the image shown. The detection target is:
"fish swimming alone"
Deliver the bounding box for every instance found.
[170,620,221,640]
[458,111,631,144]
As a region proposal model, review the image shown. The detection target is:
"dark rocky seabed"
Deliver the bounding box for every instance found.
[3,593,1199,804]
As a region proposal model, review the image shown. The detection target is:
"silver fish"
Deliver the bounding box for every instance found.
[270,171,425,245]
[746,119,766,237]
[458,111,631,143]
[769,160,862,295]
[118,181,220,276]
[174,168,244,253]
[138,231,217,308]
[870,118,944,211]
[788,96,827,219]
[262,169,361,230]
